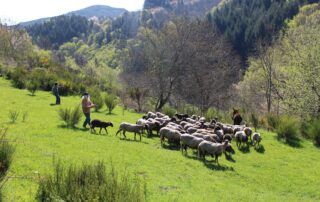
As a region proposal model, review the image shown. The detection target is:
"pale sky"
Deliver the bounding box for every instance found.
[0,0,145,24]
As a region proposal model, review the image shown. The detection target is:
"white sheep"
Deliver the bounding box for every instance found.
[116,123,144,141]
[234,131,248,148]
[252,133,262,147]
[180,134,204,154]
[159,127,181,146]
[198,141,235,164]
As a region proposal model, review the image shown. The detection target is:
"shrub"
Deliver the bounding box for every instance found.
[0,128,15,181]
[267,114,279,131]
[251,113,259,132]
[27,80,40,95]
[8,110,19,123]
[182,104,200,116]
[305,119,320,147]
[10,68,27,89]
[88,89,104,112]
[58,106,81,128]
[276,115,300,144]
[104,94,117,114]
[162,105,176,118]
[205,108,223,122]
[37,161,146,202]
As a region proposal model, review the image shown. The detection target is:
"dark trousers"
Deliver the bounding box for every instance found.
[55,95,61,105]
[83,113,91,128]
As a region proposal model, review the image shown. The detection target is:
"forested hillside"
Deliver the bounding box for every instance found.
[1,0,320,124]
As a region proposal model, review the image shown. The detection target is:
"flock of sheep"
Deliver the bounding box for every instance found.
[115,111,262,164]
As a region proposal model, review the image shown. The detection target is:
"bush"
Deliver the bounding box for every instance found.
[58,106,82,128]
[205,108,223,122]
[10,68,27,89]
[27,80,40,95]
[276,115,300,143]
[88,89,104,112]
[104,94,117,114]
[8,110,19,123]
[305,119,320,147]
[162,105,176,118]
[251,113,259,132]
[37,161,146,202]
[267,114,279,131]
[0,128,15,181]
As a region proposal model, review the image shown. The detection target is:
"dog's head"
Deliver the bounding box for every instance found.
[108,122,114,127]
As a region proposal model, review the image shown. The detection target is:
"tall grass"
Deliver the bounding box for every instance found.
[0,128,15,196]
[37,161,146,202]
[162,105,176,118]
[58,106,82,128]
[105,94,117,114]
[276,115,300,145]
[8,110,19,123]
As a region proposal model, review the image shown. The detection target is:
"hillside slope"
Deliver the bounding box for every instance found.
[20,5,127,26]
[0,78,319,201]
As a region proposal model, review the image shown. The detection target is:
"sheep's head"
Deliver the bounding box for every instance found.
[108,122,114,127]
[224,141,235,154]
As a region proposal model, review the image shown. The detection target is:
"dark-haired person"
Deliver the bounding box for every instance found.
[82,92,96,128]
[52,83,60,105]
[232,108,243,125]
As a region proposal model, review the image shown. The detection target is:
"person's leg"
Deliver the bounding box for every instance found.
[57,95,61,104]
[83,113,91,128]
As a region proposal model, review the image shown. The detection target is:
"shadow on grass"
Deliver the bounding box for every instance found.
[118,137,149,144]
[161,144,180,151]
[58,125,89,132]
[27,94,36,97]
[225,154,236,163]
[238,145,250,154]
[254,145,265,154]
[275,136,303,148]
[203,161,234,171]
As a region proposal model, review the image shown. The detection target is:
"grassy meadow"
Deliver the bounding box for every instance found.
[0,77,320,201]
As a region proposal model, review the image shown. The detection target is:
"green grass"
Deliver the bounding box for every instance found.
[0,77,320,201]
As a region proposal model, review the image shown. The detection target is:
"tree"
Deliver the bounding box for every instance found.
[129,87,148,112]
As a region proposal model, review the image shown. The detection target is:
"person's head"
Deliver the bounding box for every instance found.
[82,92,90,100]
[54,82,58,86]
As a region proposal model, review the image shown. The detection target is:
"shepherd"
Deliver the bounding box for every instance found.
[82,92,96,129]
[232,108,243,125]
[52,82,60,105]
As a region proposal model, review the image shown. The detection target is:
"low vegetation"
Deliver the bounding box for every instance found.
[37,161,146,202]
[58,106,82,128]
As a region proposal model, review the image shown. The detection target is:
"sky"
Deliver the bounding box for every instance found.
[0,0,145,24]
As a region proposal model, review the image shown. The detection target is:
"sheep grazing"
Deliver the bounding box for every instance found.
[198,141,235,164]
[159,127,181,146]
[147,112,157,119]
[252,133,262,147]
[90,120,113,134]
[234,131,248,148]
[187,127,198,134]
[180,134,204,154]
[244,127,253,140]
[175,113,189,120]
[145,121,161,137]
[186,118,197,124]
[116,123,144,141]
[223,134,233,143]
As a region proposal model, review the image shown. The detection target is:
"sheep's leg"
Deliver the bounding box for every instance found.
[104,128,108,134]
[123,131,126,139]
[215,155,219,165]
[139,133,142,141]
[134,133,136,141]
[99,127,102,134]
[116,129,122,136]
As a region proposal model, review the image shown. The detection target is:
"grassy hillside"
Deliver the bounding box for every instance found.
[0,78,319,201]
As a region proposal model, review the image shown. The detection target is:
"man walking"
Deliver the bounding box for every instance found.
[52,82,61,105]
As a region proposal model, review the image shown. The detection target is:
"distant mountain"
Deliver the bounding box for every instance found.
[143,0,222,16]
[19,5,127,27]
